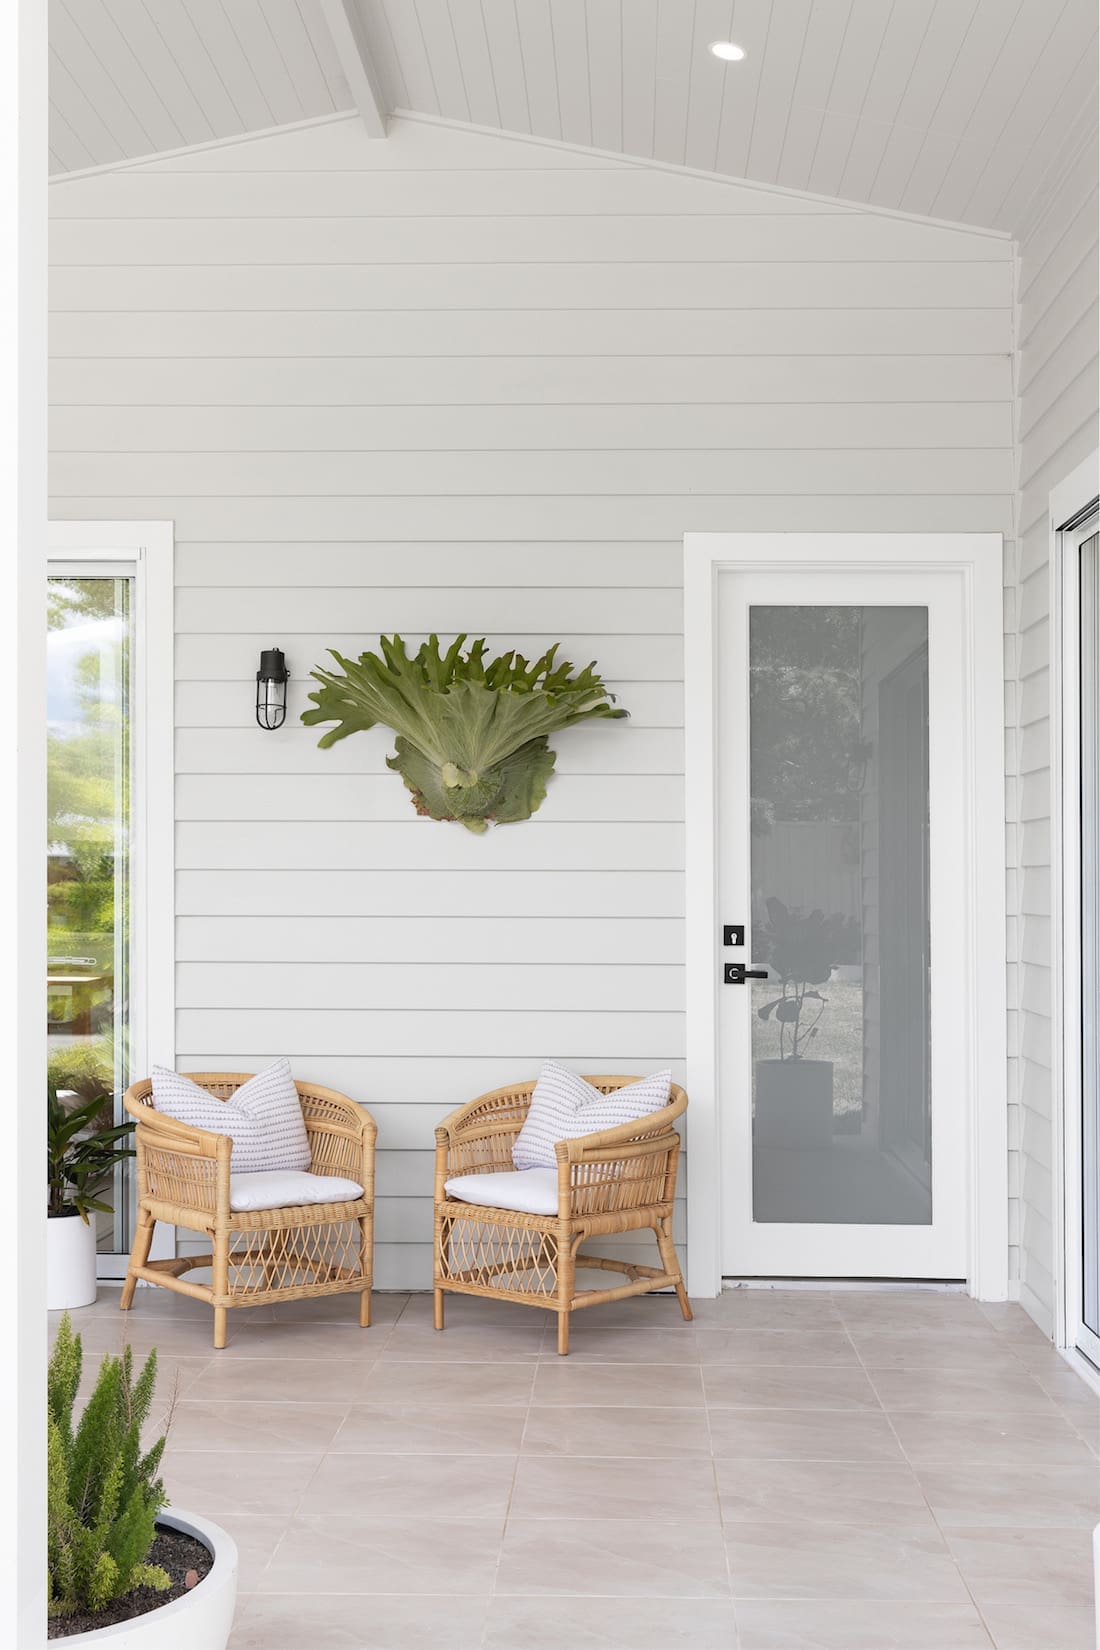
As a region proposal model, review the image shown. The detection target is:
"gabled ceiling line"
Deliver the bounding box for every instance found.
[319,0,387,138]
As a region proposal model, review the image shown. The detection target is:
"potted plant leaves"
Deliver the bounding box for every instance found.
[753,898,849,1149]
[304,634,626,831]
[47,1085,134,1311]
[48,1313,238,1646]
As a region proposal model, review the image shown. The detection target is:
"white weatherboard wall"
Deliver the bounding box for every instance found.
[1012,116,1100,1334]
[48,112,1015,1291]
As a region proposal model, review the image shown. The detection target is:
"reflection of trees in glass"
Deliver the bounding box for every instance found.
[47,579,129,1088]
[749,607,860,831]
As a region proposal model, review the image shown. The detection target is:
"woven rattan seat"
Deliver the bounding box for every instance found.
[433,1076,690,1354]
[121,1073,376,1348]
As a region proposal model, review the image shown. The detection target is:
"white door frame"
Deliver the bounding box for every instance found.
[684,533,1008,1300]
[48,521,175,1274]
[1049,451,1100,1358]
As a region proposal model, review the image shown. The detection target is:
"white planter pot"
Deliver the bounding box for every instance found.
[47,1214,97,1311]
[53,1509,238,1650]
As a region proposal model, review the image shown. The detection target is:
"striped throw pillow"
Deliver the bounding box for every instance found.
[512,1062,672,1171]
[151,1061,311,1173]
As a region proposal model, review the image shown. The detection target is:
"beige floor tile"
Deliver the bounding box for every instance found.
[849,1329,1005,1370]
[217,1320,385,1360]
[483,1595,740,1649]
[706,1408,905,1463]
[509,1455,720,1521]
[522,1404,712,1457]
[360,1358,536,1407]
[703,1365,880,1411]
[835,1292,984,1330]
[182,1354,375,1405]
[694,1329,859,1366]
[868,1365,1053,1412]
[333,1402,528,1455]
[166,1399,349,1454]
[887,1408,1096,1466]
[299,1451,517,1517]
[161,1449,323,1519]
[67,1314,226,1356]
[726,1520,970,1602]
[258,1513,502,1594]
[569,1294,700,1331]
[496,1517,731,1598]
[230,1592,489,1649]
[218,1513,294,1591]
[403,1293,542,1329]
[563,1324,702,1363]
[382,1319,547,1361]
[716,1458,936,1530]
[916,1461,1100,1528]
[531,1360,705,1407]
[269,1291,409,1324]
[942,1525,1096,1606]
[690,1292,843,1331]
[978,1599,1096,1650]
[733,1599,994,1649]
[75,1352,210,1402]
[1037,1366,1100,1407]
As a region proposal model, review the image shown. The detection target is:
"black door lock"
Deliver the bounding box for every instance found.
[724,963,769,985]
[723,924,745,947]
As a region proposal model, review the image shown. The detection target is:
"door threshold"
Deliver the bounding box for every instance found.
[721,1277,968,1293]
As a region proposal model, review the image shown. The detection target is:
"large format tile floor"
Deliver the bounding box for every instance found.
[54,1285,1100,1650]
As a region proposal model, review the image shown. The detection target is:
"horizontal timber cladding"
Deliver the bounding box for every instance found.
[49,112,1016,1292]
[1011,121,1100,1334]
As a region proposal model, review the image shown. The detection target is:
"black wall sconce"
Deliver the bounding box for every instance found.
[256,647,289,730]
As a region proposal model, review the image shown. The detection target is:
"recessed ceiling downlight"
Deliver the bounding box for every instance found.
[709,40,746,62]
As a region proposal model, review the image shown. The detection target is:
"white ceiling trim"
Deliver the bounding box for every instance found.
[384,108,1013,241]
[45,107,361,187]
[319,0,387,138]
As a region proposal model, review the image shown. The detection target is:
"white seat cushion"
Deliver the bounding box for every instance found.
[444,1167,559,1216]
[152,1061,311,1174]
[512,1062,672,1170]
[229,1169,363,1212]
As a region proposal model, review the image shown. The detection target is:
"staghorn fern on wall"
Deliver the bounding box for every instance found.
[303,634,628,832]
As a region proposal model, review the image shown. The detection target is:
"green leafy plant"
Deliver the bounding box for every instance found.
[304,634,627,832]
[48,1084,134,1222]
[755,897,851,1061]
[48,1313,170,1619]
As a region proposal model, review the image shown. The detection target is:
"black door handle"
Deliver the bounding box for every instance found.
[724,963,769,985]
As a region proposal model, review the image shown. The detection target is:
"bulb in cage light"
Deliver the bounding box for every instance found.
[256,647,289,730]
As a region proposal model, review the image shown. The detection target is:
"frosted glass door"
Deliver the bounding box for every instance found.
[749,606,931,1227]
[718,567,969,1280]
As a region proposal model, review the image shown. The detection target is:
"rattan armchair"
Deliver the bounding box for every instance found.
[434,1077,690,1354]
[120,1073,377,1348]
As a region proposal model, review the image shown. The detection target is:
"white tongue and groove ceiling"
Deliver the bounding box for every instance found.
[49,0,1097,232]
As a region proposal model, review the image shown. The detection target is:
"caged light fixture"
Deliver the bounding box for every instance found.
[255,647,290,730]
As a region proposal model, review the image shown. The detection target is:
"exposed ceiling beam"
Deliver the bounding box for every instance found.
[319,0,387,139]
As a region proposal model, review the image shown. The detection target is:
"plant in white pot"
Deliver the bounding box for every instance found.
[47,1087,135,1311]
[48,1314,237,1647]
[753,899,849,1150]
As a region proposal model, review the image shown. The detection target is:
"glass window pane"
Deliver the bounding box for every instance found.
[749,606,932,1226]
[47,575,133,1256]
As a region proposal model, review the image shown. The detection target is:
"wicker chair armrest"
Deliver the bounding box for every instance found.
[561,1131,682,1217]
[297,1084,377,1189]
[138,1129,223,1217]
[132,1108,226,1158]
[435,1120,522,1180]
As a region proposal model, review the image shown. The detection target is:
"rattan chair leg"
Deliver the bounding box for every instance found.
[120,1209,155,1310]
[556,1224,574,1355]
[212,1226,230,1350]
[359,1285,371,1327]
[656,1218,693,1321]
[434,1286,445,1330]
[213,1306,227,1349]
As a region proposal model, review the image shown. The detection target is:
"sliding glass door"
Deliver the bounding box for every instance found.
[1080,529,1099,1361]
[47,571,137,1261]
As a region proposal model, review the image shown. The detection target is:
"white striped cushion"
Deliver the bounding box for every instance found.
[151,1061,311,1174]
[512,1063,672,1171]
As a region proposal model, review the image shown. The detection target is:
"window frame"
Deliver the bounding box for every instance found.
[47,521,174,1275]
[1049,452,1100,1380]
